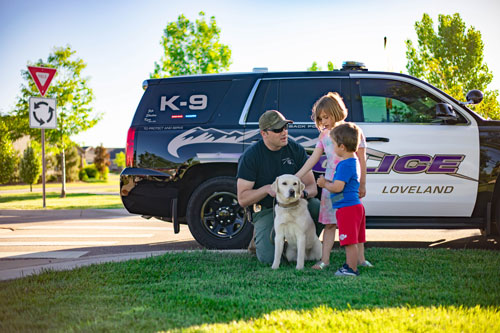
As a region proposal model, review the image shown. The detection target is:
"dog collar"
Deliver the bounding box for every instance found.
[277,200,301,208]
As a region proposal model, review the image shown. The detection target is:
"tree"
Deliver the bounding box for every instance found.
[114,151,126,169]
[11,45,101,197]
[55,145,80,182]
[94,144,110,180]
[406,13,500,119]
[151,11,232,78]
[0,119,18,184]
[20,144,42,192]
[307,61,335,71]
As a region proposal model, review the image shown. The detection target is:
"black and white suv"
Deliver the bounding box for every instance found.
[120,62,500,249]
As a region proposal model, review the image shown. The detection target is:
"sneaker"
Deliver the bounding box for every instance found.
[359,260,373,267]
[335,264,360,276]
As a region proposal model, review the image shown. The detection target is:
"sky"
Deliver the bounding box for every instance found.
[1,0,499,148]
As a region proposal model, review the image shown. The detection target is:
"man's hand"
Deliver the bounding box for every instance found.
[265,184,276,198]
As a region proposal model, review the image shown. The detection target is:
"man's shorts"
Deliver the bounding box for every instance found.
[336,204,366,246]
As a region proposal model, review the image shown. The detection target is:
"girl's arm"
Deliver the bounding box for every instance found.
[295,146,324,179]
[356,147,367,198]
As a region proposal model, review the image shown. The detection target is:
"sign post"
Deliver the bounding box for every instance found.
[27,66,57,208]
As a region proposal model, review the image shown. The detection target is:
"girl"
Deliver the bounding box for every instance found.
[295,92,371,270]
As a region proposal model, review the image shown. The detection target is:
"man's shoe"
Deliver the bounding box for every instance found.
[335,263,359,276]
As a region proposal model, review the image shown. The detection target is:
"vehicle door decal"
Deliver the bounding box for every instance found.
[366,148,477,181]
[168,127,260,158]
[167,127,317,158]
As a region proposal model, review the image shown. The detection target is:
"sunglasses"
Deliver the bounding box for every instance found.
[266,124,289,133]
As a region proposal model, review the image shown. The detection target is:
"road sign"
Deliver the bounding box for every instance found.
[29,97,57,129]
[27,66,57,96]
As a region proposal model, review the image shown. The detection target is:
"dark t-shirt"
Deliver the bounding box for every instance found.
[237,139,308,208]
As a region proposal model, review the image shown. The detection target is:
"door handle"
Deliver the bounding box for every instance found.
[366,137,390,142]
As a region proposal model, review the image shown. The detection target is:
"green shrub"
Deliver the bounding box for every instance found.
[98,166,109,181]
[83,164,98,179]
[78,168,89,181]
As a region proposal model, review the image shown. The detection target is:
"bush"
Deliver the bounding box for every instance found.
[78,168,89,181]
[19,145,42,191]
[80,164,98,181]
[98,166,109,181]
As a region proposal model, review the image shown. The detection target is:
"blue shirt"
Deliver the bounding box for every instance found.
[331,157,361,209]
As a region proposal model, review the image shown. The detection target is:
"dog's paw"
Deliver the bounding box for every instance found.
[271,263,280,269]
[296,264,304,270]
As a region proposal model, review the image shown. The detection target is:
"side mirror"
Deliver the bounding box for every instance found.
[465,90,483,105]
[436,103,458,124]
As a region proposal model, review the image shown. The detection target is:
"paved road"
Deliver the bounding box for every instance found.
[0,209,498,280]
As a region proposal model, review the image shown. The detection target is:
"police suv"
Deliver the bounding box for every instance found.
[120,62,500,249]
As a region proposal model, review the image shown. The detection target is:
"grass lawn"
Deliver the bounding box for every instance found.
[0,174,122,209]
[0,192,123,209]
[1,248,499,331]
[0,173,120,191]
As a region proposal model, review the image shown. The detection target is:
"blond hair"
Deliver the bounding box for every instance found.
[330,122,361,152]
[312,92,348,130]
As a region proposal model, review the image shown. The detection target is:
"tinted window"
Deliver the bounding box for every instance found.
[357,79,466,124]
[280,79,343,122]
[133,80,231,125]
[247,80,279,122]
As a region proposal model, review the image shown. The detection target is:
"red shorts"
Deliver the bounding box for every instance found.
[336,204,366,246]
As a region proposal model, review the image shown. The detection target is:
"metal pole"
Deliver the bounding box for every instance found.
[42,128,46,208]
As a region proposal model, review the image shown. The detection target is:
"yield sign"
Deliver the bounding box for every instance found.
[27,66,57,96]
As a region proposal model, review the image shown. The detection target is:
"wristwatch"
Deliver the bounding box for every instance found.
[302,190,309,199]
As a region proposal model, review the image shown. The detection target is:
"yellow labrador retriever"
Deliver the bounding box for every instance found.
[271,174,322,270]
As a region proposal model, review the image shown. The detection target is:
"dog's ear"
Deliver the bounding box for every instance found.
[271,179,278,193]
[299,180,305,193]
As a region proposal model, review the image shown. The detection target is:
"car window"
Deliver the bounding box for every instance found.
[247,80,279,123]
[246,78,345,123]
[279,78,343,122]
[357,79,466,124]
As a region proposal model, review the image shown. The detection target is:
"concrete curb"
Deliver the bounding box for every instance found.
[0,250,248,281]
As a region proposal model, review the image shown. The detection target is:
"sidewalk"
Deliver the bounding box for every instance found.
[0,248,246,281]
[0,250,170,281]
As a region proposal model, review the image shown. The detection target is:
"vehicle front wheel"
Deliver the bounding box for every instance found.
[186,176,253,249]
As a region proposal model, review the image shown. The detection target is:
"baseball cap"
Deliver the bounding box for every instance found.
[258,110,293,131]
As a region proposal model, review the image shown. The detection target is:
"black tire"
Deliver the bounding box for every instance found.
[186,176,253,249]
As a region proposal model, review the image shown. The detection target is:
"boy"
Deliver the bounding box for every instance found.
[317,122,368,276]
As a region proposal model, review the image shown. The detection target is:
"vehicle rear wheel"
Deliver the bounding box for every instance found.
[186,176,253,249]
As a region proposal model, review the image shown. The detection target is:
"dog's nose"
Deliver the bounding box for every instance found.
[289,189,295,197]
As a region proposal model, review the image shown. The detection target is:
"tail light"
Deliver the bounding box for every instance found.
[126,127,136,167]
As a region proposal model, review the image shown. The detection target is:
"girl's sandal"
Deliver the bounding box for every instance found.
[311,261,329,270]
